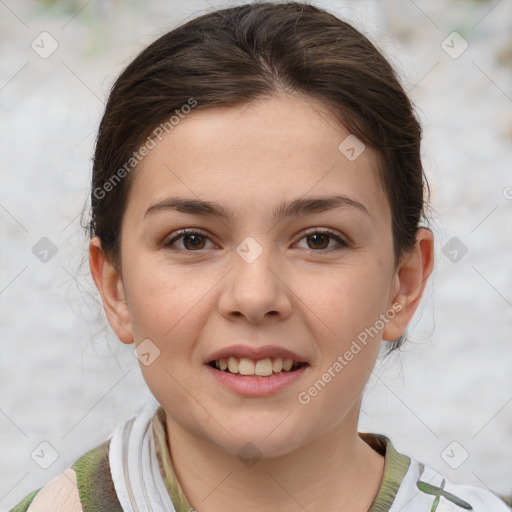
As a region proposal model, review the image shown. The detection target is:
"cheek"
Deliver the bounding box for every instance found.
[123,256,214,350]
[123,264,208,402]
[297,267,390,419]
[307,262,394,346]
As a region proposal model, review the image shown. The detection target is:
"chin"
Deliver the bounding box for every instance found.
[209,424,305,461]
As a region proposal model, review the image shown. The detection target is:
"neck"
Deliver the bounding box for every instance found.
[164,407,385,512]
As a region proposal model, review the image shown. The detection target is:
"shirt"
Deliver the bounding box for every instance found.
[8,405,512,512]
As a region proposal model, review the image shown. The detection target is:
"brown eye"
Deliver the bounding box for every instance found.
[297,230,348,252]
[164,229,214,251]
[306,233,330,250]
[182,233,206,250]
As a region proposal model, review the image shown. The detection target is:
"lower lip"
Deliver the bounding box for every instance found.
[205,364,309,396]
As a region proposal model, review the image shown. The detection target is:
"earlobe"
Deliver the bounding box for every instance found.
[382,228,434,342]
[88,237,134,345]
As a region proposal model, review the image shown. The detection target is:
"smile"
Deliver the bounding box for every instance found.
[205,358,309,396]
[208,356,307,377]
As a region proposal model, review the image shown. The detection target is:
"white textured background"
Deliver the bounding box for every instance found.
[1,0,511,509]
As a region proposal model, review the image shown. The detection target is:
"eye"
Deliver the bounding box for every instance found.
[296,229,348,251]
[163,228,348,252]
[163,229,217,251]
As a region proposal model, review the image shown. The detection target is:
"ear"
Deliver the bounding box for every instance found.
[382,228,434,341]
[89,237,134,345]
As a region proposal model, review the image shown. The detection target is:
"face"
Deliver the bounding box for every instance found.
[92,94,423,459]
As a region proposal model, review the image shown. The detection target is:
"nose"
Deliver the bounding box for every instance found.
[218,242,293,323]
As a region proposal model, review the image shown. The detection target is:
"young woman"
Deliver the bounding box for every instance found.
[10,2,512,511]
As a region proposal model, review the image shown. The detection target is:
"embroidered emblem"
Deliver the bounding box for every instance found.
[417,479,473,511]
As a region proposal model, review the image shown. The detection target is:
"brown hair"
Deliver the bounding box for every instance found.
[83,1,430,351]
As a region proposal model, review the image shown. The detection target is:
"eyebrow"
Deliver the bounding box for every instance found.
[143,195,370,221]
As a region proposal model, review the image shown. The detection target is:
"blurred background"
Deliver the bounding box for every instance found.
[0,0,511,509]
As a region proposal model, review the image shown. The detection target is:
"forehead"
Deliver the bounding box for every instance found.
[125,94,390,224]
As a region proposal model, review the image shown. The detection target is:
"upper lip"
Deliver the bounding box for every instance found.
[205,344,308,364]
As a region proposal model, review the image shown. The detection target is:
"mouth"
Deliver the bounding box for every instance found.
[207,356,309,377]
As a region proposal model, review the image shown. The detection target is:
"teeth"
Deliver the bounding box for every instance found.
[238,357,255,375]
[283,359,293,371]
[255,358,273,376]
[214,356,301,376]
[272,357,283,373]
[227,356,238,374]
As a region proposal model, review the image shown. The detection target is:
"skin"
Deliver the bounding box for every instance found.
[90,93,434,512]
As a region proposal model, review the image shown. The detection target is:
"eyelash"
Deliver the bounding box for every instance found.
[163,228,349,253]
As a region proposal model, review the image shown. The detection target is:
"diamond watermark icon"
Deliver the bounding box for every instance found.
[236,236,263,264]
[31,441,59,469]
[441,441,469,469]
[338,134,365,161]
[31,32,59,59]
[441,32,468,59]
[237,442,262,468]
[134,338,161,366]
[32,237,58,263]
[442,237,468,263]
